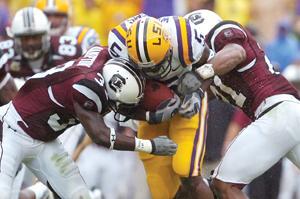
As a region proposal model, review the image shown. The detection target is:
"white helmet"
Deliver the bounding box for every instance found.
[184,9,222,36]
[7,7,50,59]
[102,58,145,112]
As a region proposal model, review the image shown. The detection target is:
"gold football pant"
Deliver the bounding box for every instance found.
[138,96,208,199]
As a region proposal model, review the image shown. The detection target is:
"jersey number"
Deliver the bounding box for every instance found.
[48,113,76,132]
[210,76,246,108]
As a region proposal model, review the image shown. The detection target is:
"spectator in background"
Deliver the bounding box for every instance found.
[142,0,173,18]
[223,108,282,199]
[214,0,251,26]
[265,19,299,71]
[72,0,141,46]
[0,0,9,40]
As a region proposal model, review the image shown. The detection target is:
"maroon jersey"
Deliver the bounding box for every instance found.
[0,35,82,79]
[11,46,110,141]
[205,21,299,120]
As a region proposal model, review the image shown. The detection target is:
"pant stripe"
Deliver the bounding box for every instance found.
[189,94,208,176]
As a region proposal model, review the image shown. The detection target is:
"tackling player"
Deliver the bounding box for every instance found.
[181,9,300,199]
[0,45,177,199]
[109,15,213,199]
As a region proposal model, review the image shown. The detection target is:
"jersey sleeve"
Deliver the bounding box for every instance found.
[206,21,247,53]
[164,16,206,67]
[0,40,15,89]
[72,77,108,114]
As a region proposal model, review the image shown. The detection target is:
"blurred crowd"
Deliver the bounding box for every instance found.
[2,0,300,198]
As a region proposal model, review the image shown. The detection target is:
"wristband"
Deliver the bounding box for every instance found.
[109,128,116,150]
[134,137,152,153]
[145,111,150,122]
[195,63,215,80]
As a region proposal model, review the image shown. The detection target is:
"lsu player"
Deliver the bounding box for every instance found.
[35,0,101,53]
[108,16,214,198]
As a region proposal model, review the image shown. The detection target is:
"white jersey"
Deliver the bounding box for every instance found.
[108,15,207,88]
[66,26,100,53]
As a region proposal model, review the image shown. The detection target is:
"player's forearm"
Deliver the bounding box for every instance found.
[0,78,17,104]
[74,102,152,152]
[209,43,246,75]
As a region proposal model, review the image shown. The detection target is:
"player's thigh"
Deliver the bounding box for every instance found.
[169,112,207,177]
[138,121,169,160]
[26,139,90,199]
[213,106,298,184]
[142,155,181,199]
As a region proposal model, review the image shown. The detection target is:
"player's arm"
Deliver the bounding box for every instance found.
[208,43,246,75]
[73,102,177,155]
[0,76,17,104]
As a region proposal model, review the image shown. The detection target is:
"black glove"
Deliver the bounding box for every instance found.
[177,71,203,96]
[179,91,203,118]
[147,94,181,124]
[150,136,178,156]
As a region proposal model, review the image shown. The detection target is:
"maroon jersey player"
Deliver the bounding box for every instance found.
[0,45,177,198]
[1,35,82,79]
[0,7,82,107]
[182,10,300,199]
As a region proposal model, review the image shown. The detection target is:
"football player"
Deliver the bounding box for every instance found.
[109,15,213,199]
[4,7,82,80]
[181,9,300,199]
[35,0,101,53]
[0,45,177,199]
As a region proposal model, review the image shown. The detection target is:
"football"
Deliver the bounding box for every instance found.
[141,80,175,111]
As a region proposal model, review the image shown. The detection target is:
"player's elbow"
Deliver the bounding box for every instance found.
[231,44,246,63]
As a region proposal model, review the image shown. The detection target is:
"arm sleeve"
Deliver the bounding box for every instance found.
[207,22,247,52]
[72,78,107,113]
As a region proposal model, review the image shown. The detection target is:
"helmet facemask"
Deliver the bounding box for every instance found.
[15,32,49,60]
[138,48,173,80]
[8,7,51,60]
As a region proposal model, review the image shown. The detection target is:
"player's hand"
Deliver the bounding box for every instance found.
[179,91,203,118]
[150,136,177,156]
[146,94,181,124]
[177,71,203,96]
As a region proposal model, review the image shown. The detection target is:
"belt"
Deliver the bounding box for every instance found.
[256,101,283,119]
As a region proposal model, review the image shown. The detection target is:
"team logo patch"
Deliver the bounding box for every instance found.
[109,74,126,92]
[224,29,233,38]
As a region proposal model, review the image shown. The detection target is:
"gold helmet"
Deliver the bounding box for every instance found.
[126,17,172,79]
[35,0,70,35]
[35,0,70,15]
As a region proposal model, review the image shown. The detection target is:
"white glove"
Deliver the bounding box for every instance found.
[179,92,202,118]
[146,94,181,124]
